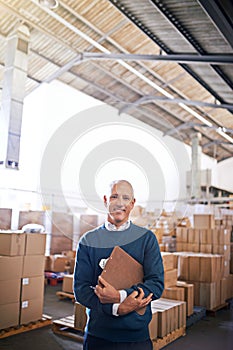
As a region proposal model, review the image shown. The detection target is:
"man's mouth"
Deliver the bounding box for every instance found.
[112,208,125,213]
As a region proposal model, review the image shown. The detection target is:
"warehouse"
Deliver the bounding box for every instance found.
[0,0,233,349]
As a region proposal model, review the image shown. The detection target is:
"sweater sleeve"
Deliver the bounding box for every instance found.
[73,242,114,316]
[125,232,164,300]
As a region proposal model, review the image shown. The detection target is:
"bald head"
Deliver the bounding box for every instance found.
[108,180,134,199]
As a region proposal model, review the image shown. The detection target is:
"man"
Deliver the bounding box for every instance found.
[74,180,164,350]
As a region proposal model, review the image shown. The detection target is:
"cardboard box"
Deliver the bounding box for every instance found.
[155,307,167,337]
[0,279,21,304]
[0,302,20,329]
[21,276,44,300]
[160,298,186,329]
[149,309,158,340]
[0,256,23,281]
[74,302,87,331]
[176,253,189,280]
[219,229,231,245]
[22,255,45,277]
[161,252,174,271]
[20,297,43,324]
[220,277,229,304]
[200,244,212,254]
[0,208,12,230]
[199,282,221,310]
[199,229,208,244]
[193,214,215,229]
[223,259,230,277]
[151,298,186,336]
[164,269,177,288]
[200,255,223,282]
[0,233,25,256]
[162,286,185,301]
[177,281,194,316]
[45,255,69,272]
[187,254,200,281]
[62,274,74,294]
[212,244,230,260]
[187,243,199,253]
[25,233,46,255]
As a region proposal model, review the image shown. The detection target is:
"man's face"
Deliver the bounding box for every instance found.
[104,182,135,227]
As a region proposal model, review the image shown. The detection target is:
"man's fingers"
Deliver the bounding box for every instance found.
[98,276,108,287]
[137,287,145,299]
[131,291,139,299]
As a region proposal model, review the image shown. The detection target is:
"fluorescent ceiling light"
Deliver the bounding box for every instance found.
[38,0,59,9]
[179,103,213,127]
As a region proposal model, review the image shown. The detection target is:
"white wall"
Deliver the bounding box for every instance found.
[216,157,233,192]
[0,80,232,213]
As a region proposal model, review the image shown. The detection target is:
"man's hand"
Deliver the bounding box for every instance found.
[118,287,153,316]
[94,276,120,304]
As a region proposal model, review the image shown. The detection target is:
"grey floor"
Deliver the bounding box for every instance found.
[0,282,232,350]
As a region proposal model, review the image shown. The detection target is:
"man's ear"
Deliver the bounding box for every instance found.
[131,198,136,209]
[103,195,107,206]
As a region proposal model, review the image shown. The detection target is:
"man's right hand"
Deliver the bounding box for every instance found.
[117,287,153,315]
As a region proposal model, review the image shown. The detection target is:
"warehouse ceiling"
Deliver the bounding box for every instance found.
[0,0,233,162]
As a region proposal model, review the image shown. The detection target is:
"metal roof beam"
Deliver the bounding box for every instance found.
[118,94,233,115]
[198,0,233,49]
[81,52,233,65]
[164,122,233,137]
[202,140,233,149]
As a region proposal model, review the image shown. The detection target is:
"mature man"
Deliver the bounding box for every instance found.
[74,180,164,350]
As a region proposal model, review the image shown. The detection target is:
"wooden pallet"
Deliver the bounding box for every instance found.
[56,291,75,302]
[0,314,52,339]
[206,302,228,316]
[52,315,84,342]
[52,315,185,349]
[153,326,186,350]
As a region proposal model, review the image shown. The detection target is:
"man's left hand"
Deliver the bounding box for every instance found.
[94,276,120,304]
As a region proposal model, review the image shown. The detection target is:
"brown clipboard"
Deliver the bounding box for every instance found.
[99,246,146,314]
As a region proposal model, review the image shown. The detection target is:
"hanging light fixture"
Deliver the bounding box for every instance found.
[39,0,59,9]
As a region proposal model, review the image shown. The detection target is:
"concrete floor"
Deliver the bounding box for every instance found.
[0,283,232,350]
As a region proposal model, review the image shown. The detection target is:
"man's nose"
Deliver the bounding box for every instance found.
[116,196,125,205]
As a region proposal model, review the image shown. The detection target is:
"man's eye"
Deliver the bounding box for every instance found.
[110,195,118,199]
[123,196,130,201]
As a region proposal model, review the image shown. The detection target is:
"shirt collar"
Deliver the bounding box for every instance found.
[105,220,131,231]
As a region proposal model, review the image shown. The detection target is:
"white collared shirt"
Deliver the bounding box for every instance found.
[104,220,131,231]
[104,220,130,315]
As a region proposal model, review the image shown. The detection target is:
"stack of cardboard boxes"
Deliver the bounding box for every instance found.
[0,232,46,329]
[175,214,233,310]
[161,252,194,317]
[44,251,76,274]
[176,214,231,276]
[73,298,186,341]
[149,298,186,340]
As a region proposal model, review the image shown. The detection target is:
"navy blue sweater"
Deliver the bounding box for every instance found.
[73,223,164,342]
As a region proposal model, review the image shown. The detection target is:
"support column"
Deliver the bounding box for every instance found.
[0,24,30,169]
[191,132,202,198]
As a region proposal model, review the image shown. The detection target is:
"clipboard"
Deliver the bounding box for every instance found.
[100,246,144,289]
[99,246,146,314]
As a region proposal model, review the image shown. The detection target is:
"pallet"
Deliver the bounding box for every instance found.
[0,314,52,339]
[206,302,228,316]
[186,306,206,328]
[52,315,84,342]
[153,327,186,350]
[52,315,185,349]
[226,298,233,310]
[56,291,75,302]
